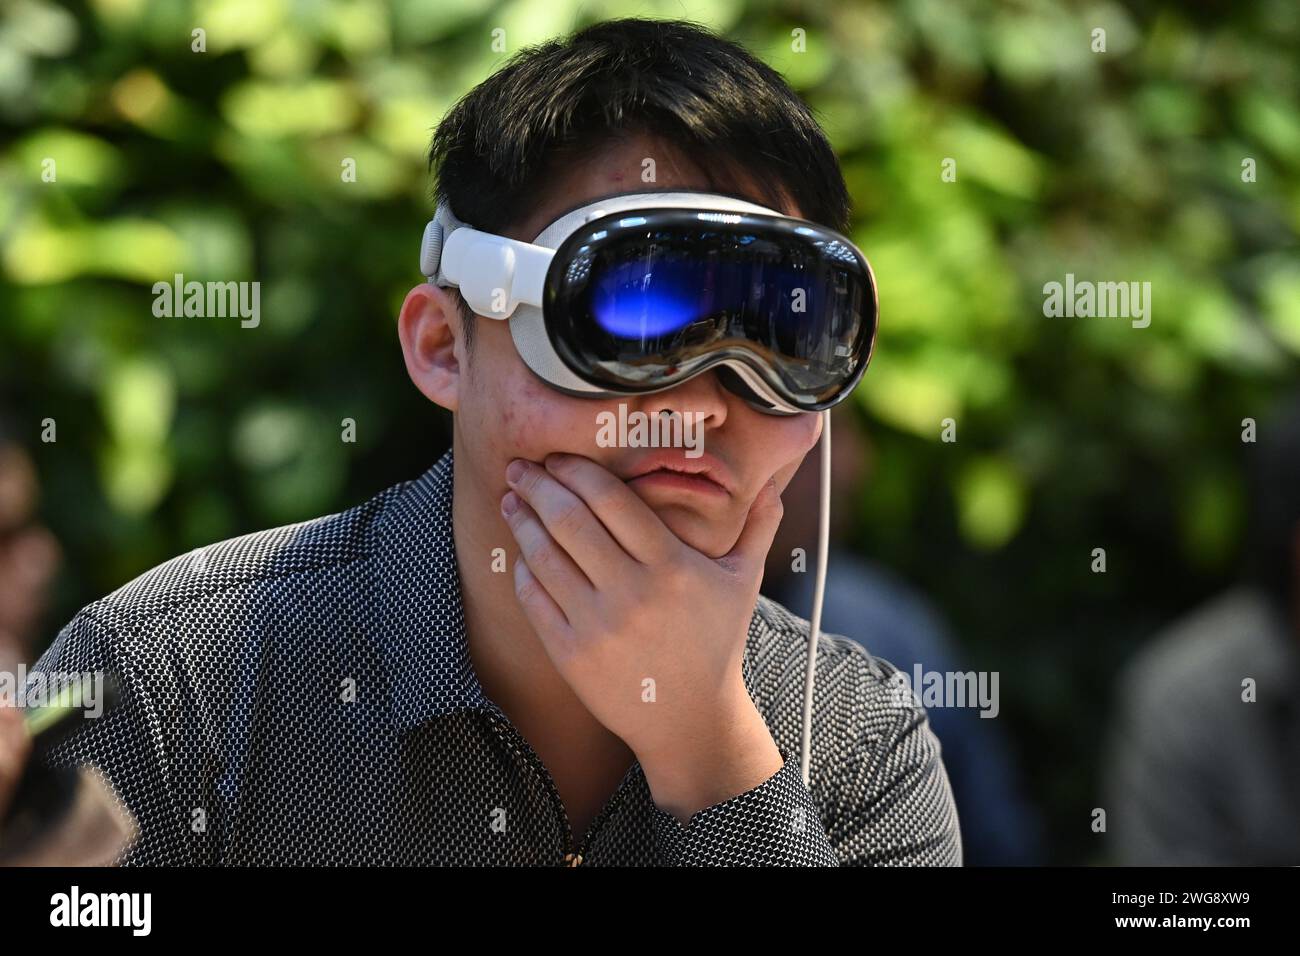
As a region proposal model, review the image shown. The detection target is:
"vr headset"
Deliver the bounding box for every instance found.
[418,190,880,786]
[418,190,878,415]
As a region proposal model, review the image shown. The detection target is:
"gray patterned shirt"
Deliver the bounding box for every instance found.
[28,450,962,866]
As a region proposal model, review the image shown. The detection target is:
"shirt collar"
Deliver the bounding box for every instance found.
[377,448,493,731]
[376,447,767,733]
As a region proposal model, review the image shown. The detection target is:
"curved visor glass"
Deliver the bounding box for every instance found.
[542,209,877,411]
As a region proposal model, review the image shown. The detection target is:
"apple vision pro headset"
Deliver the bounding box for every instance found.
[419,190,880,786]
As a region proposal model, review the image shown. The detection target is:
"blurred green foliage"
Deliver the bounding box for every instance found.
[1,0,1297,862]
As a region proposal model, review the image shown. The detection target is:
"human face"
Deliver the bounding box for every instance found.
[400,135,822,559]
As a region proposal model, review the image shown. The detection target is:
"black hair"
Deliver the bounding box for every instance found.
[1243,390,1300,614]
[427,17,852,351]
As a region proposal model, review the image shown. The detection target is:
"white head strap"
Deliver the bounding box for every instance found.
[418,190,781,320]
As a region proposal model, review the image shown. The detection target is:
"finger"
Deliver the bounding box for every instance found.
[512,557,576,656]
[717,477,784,579]
[0,702,31,819]
[506,459,631,584]
[0,699,27,745]
[542,453,678,564]
[502,492,594,610]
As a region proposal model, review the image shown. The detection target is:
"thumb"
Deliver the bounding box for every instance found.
[717,477,784,578]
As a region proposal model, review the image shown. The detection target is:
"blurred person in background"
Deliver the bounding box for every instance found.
[763,407,1045,866]
[0,413,46,844]
[0,413,135,865]
[0,414,62,677]
[1105,392,1300,865]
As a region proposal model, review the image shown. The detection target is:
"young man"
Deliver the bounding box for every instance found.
[19,19,961,865]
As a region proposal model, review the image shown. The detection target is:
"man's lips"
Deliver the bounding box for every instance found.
[620,450,733,497]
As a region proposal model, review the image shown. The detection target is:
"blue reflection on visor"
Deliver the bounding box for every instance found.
[589,254,826,345]
[590,259,702,338]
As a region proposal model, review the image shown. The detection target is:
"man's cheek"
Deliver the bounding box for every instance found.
[774,464,799,496]
[772,415,823,491]
[498,375,558,451]
[502,381,608,462]
[802,411,825,452]
[772,445,812,494]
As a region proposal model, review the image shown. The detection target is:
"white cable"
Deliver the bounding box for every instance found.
[799,408,832,788]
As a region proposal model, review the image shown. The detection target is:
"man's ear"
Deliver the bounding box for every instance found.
[398,283,463,412]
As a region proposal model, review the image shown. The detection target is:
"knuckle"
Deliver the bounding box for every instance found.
[594,486,629,518]
[517,466,542,496]
[552,498,585,536]
[549,454,580,478]
[528,542,559,576]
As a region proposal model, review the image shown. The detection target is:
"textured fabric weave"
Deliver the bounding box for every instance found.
[27,450,962,866]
